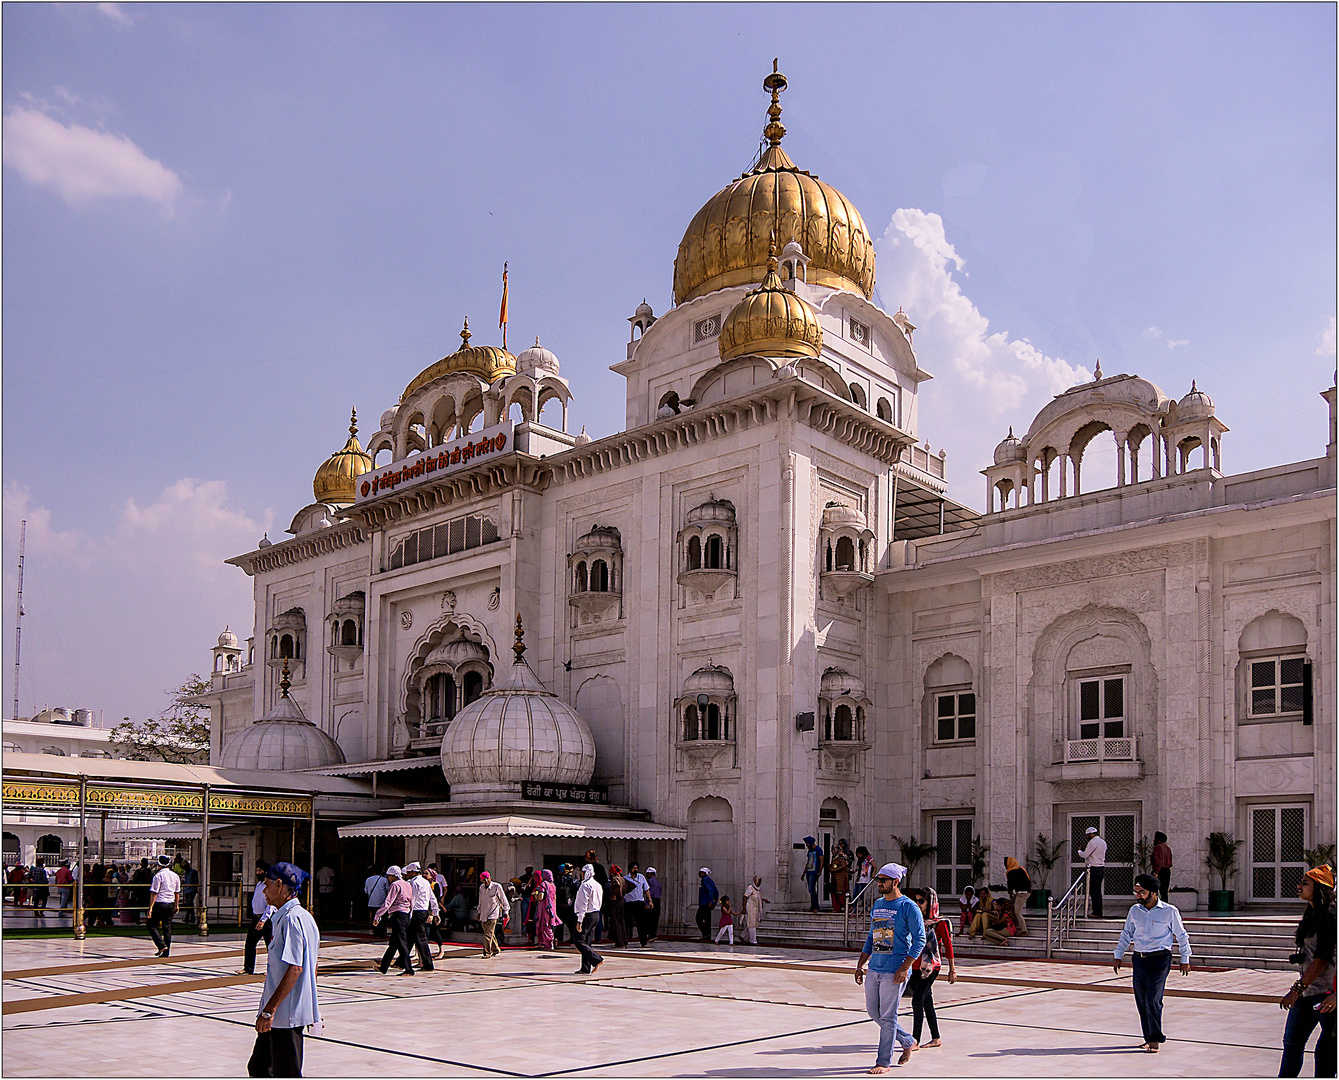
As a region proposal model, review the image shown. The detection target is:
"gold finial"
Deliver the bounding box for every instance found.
[279,658,291,698]
[512,612,526,663]
[460,317,472,348]
[767,234,779,274]
[762,59,788,147]
[349,407,358,438]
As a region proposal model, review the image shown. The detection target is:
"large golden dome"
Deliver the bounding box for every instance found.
[673,64,876,305]
[718,250,823,362]
[313,408,373,505]
[402,318,515,401]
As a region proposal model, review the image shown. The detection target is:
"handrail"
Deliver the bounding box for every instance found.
[1046,868,1089,959]
[843,878,878,948]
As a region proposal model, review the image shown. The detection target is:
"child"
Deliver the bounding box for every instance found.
[714,896,735,944]
[958,885,978,936]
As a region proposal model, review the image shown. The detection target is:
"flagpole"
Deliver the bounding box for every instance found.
[499,262,509,352]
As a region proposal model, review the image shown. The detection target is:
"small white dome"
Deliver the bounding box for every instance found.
[574,425,592,445]
[633,299,654,319]
[993,426,1025,465]
[684,498,736,528]
[821,501,866,531]
[516,338,561,378]
[217,626,239,649]
[257,533,272,548]
[380,405,400,430]
[423,638,491,669]
[820,666,866,698]
[218,686,344,771]
[1178,380,1214,421]
[682,664,735,698]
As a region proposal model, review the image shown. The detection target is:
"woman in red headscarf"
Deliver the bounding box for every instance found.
[536,869,560,951]
[907,887,956,1050]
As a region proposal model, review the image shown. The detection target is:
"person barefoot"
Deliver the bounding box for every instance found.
[854,864,924,1074]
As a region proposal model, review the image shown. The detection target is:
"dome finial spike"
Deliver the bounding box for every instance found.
[349,406,358,438]
[1190,379,1198,392]
[767,232,778,274]
[513,612,526,664]
[1008,426,1014,437]
[1093,358,1103,381]
[762,59,788,147]
[461,317,471,347]
[279,657,291,698]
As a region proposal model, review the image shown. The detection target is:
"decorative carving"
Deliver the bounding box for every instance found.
[487,587,501,611]
[1236,756,1313,797]
[441,590,456,612]
[400,610,414,630]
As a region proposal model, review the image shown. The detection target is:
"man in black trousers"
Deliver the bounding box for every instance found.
[243,860,276,975]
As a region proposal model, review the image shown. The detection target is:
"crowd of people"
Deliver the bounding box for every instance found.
[3,855,199,926]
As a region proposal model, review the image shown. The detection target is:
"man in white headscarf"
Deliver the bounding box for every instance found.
[573,864,604,975]
[854,862,925,1072]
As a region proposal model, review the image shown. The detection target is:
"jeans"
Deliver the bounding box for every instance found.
[248,1026,304,1077]
[244,918,274,974]
[805,871,820,911]
[1131,950,1172,1044]
[58,887,72,913]
[865,969,913,1066]
[147,901,176,953]
[575,912,603,972]
[1088,867,1105,918]
[1280,996,1337,1077]
[908,968,939,1042]
[378,911,414,973]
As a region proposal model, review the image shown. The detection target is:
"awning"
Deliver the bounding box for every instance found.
[303,755,441,776]
[338,813,687,841]
[108,822,235,840]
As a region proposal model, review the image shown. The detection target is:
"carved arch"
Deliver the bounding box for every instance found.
[397,611,498,718]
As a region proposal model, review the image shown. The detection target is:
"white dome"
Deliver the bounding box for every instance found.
[423,638,491,669]
[574,425,592,445]
[1178,380,1214,421]
[218,689,344,771]
[821,501,866,530]
[217,626,239,649]
[682,664,735,698]
[441,629,595,799]
[684,498,736,528]
[380,405,400,430]
[993,426,1025,465]
[516,338,561,378]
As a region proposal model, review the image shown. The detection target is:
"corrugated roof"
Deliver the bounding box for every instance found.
[337,813,687,841]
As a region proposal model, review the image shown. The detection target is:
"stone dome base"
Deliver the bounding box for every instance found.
[445,781,527,805]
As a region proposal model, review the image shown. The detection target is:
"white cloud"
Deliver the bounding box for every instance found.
[97,3,135,25]
[1319,316,1336,357]
[2,481,269,722]
[1145,326,1189,349]
[876,208,1089,505]
[3,106,182,210]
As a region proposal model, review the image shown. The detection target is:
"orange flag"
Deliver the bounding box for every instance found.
[499,262,509,351]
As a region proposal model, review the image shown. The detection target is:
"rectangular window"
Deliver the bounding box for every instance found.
[1250,655,1307,716]
[1078,676,1125,739]
[386,513,501,572]
[694,314,721,343]
[935,692,976,742]
[933,816,975,896]
[849,317,871,348]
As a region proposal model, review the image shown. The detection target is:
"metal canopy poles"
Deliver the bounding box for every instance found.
[74,777,87,940]
[199,783,210,936]
[308,794,317,916]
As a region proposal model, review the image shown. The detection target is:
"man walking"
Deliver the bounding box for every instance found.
[1078,825,1108,918]
[247,862,320,1079]
[55,860,74,915]
[855,863,924,1073]
[695,868,718,942]
[802,836,824,913]
[371,866,415,975]
[573,863,604,974]
[363,866,389,938]
[1151,832,1173,902]
[645,867,662,941]
[477,871,510,958]
[1113,873,1192,1053]
[147,855,181,957]
[244,861,277,976]
[403,863,438,972]
[1005,856,1032,937]
[624,863,650,948]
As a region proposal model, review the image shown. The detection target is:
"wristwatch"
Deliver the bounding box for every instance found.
[259,1011,273,1020]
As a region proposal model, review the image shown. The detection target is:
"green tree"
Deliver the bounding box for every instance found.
[893,834,938,886]
[110,675,211,764]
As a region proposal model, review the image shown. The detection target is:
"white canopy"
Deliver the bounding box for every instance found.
[337,813,686,841]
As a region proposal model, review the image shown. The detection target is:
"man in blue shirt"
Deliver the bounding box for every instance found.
[1112,873,1192,1053]
[803,836,824,913]
[248,862,321,1078]
[855,862,925,1072]
[695,868,718,942]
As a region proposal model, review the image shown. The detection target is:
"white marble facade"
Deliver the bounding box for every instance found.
[200,74,1336,914]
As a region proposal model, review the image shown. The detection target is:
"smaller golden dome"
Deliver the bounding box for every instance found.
[314,408,374,505]
[403,318,516,401]
[718,249,823,362]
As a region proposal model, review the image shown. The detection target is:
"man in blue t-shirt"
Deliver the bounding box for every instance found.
[802,836,824,913]
[854,862,925,1072]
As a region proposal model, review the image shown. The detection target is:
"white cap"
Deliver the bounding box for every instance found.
[386,865,403,877]
[699,867,711,874]
[404,862,421,872]
[876,862,907,882]
[1085,826,1099,835]
[645,867,656,873]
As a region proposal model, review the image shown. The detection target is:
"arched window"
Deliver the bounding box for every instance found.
[834,536,856,571]
[684,704,700,740]
[575,561,588,592]
[342,619,358,646]
[40,746,65,756]
[463,670,484,706]
[705,535,723,570]
[427,674,457,721]
[703,703,722,740]
[592,560,609,592]
[214,655,223,672]
[687,536,702,570]
[877,397,893,422]
[849,383,867,409]
[830,703,854,741]
[279,634,294,660]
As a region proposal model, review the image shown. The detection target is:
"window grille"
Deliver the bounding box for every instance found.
[1250,656,1307,716]
[1251,805,1308,901]
[388,512,501,571]
[934,816,975,895]
[694,315,721,343]
[1078,676,1125,739]
[935,692,976,742]
[849,317,871,348]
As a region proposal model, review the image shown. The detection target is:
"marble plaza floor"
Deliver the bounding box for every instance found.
[0,931,1298,1077]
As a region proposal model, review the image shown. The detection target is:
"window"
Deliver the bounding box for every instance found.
[933,817,975,896]
[591,559,609,592]
[388,512,501,571]
[1250,656,1306,717]
[684,703,727,740]
[849,317,871,348]
[694,314,721,343]
[705,535,724,569]
[1078,676,1125,739]
[341,619,358,646]
[40,746,65,756]
[426,674,456,721]
[1250,804,1308,901]
[463,671,484,706]
[575,561,588,592]
[686,537,701,570]
[825,703,856,741]
[935,692,976,742]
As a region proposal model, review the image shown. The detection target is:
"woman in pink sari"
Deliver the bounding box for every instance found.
[536,869,560,950]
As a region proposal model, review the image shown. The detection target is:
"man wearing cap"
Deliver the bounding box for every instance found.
[696,868,719,942]
[477,871,511,958]
[244,860,278,976]
[854,863,925,1072]
[645,867,662,942]
[403,863,438,972]
[624,862,651,948]
[147,854,181,958]
[1113,873,1192,1053]
[372,865,416,975]
[1077,825,1108,918]
[248,862,320,1078]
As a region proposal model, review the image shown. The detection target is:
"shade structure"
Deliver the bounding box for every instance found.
[338,813,687,841]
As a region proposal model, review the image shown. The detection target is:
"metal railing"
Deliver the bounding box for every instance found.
[1063,737,1137,763]
[842,879,879,949]
[1045,868,1089,958]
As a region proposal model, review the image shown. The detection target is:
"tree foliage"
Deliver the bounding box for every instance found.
[109,675,211,764]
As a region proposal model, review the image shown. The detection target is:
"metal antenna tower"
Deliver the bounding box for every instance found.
[12,520,25,720]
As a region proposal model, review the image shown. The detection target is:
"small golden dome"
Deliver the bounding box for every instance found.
[402,318,516,401]
[313,408,374,505]
[673,62,875,305]
[718,249,823,362]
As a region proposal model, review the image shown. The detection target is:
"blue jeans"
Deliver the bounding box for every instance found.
[1280,996,1337,1077]
[865,969,913,1065]
[805,871,820,911]
[1131,950,1172,1044]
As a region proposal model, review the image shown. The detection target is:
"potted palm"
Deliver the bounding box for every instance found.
[1026,834,1066,909]
[970,836,990,887]
[893,835,938,886]
[1205,831,1242,911]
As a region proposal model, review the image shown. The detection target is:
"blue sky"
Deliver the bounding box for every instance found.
[3,4,1334,723]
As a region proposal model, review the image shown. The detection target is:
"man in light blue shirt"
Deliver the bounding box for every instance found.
[249,862,320,1078]
[854,862,925,1072]
[1112,873,1192,1053]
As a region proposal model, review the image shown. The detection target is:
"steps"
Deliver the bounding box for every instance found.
[757,908,1299,970]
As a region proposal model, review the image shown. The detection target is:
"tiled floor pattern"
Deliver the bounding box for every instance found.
[1,935,1297,1076]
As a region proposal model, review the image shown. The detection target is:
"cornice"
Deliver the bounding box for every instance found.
[343,460,551,531]
[227,522,368,577]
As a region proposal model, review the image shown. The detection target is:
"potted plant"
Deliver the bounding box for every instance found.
[1026,834,1066,909]
[1168,886,1199,913]
[893,834,938,886]
[970,835,990,887]
[1205,831,1242,911]
[1304,843,1336,870]
[1133,834,1153,876]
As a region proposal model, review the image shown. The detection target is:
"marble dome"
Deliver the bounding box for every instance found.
[515,338,561,378]
[440,617,596,801]
[1177,380,1215,421]
[218,666,345,771]
[217,626,239,649]
[994,427,1025,465]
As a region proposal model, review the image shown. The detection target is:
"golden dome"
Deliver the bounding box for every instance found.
[718,249,823,362]
[402,318,516,401]
[673,63,876,305]
[313,408,374,505]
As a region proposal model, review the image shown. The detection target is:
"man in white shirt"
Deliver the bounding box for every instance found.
[1113,874,1192,1052]
[477,871,510,958]
[623,863,651,948]
[364,867,389,938]
[1077,826,1109,918]
[403,863,438,972]
[573,864,604,975]
[244,860,278,975]
[147,855,182,957]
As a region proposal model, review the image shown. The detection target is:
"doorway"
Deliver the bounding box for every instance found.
[1249,804,1308,901]
[1068,812,1136,900]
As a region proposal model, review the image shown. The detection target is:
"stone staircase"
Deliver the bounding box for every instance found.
[757,907,1297,970]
